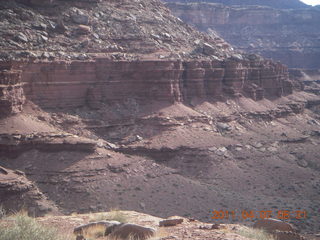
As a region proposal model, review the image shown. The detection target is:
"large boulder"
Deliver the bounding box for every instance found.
[159,218,184,227]
[73,221,120,236]
[273,231,306,240]
[74,221,155,240]
[106,223,156,240]
[253,218,297,233]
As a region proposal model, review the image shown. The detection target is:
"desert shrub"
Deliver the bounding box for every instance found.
[236,227,275,240]
[89,210,128,223]
[0,212,70,240]
[85,210,128,239]
[0,206,6,219]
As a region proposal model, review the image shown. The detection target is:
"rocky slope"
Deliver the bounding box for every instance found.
[1,92,320,234]
[164,2,320,69]
[0,166,59,216]
[0,0,236,61]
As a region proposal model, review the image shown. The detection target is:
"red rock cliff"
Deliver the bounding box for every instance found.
[0,62,25,117]
[20,57,291,109]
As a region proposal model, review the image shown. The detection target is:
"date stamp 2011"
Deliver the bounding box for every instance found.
[211,210,307,221]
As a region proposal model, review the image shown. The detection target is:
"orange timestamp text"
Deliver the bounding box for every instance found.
[211,210,307,220]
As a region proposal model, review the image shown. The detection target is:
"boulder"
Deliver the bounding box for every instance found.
[77,25,91,35]
[71,10,89,25]
[74,221,120,236]
[202,43,217,56]
[216,122,232,131]
[16,33,28,43]
[159,218,183,227]
[253,218,297,233]
[273,231,306,240]
[106,223,155,240]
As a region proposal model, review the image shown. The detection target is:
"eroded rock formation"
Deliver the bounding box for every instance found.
[0,62,25,117]
[0,0,297,109]
[18,57,292,109]
[0,166,59,216]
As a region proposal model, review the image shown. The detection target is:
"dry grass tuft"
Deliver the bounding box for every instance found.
[88,212,109,222]
[106,228,167,240]
[149,228,169,240]
[89,209,128,223]
[236,227,275,240]
[105,209,128,223]
[80,224,106,239]
[0,211,72,240]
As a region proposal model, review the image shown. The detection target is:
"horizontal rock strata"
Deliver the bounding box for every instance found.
[0,133,96,157]
[0,166,59,216]
[0,62,25,117]
[18,58,292,109]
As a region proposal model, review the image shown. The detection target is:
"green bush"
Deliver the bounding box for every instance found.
[0,213,70,240]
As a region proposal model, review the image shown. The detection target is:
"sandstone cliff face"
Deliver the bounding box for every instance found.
[165,2,320,69]
[19,57,291,109]
[0,62,25,117]
[0,0,296,113]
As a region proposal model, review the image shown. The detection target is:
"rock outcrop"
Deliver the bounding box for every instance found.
[73,220,156,240]
[253,218,306,240]
[0,133,96,158]
[0,0,296,110]
[0,62,25,117]
[159,218,184,226]
[74,220,121,237]
[18,57,292,109]
[105,223,155,240]
[165,2,320,69]
[0,166,59,216]
[253,218,297,233]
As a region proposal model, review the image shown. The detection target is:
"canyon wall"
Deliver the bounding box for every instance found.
[164,0,309,9]
[11,57,291,110]
[165,2,320,69]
